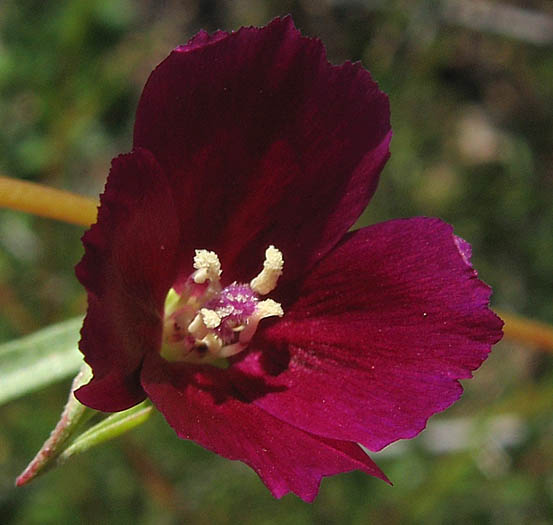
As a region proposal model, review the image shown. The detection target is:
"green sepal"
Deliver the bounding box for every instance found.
[58,401,153,464]
[16,365,154,486]
[16,364,96,486]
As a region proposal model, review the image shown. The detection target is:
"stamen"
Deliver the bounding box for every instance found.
[250,245,284,295]
[221,298,284,357]
[193,249,222,284]
[162,246,286,364]
[198,333,223,355]
[200,308,221,329]
[218,341,248,358]
[256,298,284,319]
[187,313,208,339]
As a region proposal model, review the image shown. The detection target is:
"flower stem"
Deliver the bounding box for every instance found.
[498,310,553,354]
[0,175,97,227]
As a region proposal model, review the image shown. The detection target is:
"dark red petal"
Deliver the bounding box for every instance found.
[75,149,180,411]
[134,16,391,285]
[141,353,388,502]
[230,218,503,451]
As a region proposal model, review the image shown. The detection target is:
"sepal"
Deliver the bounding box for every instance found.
[16,364,153,486]
[16,364,95,486]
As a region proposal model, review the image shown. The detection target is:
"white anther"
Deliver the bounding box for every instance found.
[229,299,283,351]
[187,313,208,339]
[250,245,284,295]
[193,250,222,284]
[200,308,221,329]
[255,298,284,319]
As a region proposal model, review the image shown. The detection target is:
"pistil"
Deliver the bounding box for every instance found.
[161,246,284,364]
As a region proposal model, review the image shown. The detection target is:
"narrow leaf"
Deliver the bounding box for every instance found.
[0,317,84,405]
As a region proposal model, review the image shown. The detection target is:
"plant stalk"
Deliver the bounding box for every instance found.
[0,175,97,227]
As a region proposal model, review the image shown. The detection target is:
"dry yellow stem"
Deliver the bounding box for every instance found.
[2,175,553,358]
[498,310,553,354]
[0,175,97,227]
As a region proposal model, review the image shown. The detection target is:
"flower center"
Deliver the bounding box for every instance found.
[161,246,284,364]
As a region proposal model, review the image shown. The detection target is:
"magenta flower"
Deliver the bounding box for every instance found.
[75,17,503,501]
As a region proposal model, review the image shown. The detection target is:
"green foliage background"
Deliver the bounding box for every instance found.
[1,1,552,523]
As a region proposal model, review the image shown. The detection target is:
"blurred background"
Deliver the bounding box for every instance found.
[0,0,552,523]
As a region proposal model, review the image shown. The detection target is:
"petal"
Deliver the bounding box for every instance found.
[230,218,503,451]
[141,353,388,502]
[75,149,180,411]
[134,16,391,285]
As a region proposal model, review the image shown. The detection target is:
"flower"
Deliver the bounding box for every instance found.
[75,17,503,501]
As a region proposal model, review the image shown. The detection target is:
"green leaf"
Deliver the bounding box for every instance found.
[0,317,84,405]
